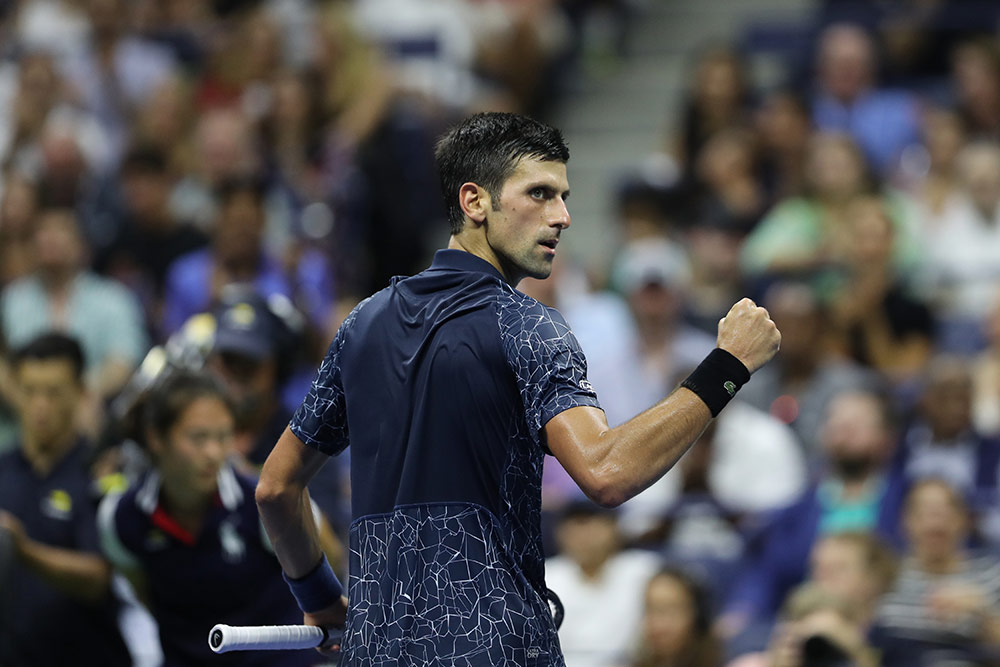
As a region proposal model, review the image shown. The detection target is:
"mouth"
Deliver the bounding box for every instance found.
[539,238,558,255]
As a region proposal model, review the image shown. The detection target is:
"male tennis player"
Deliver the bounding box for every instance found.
[256,112,781,666]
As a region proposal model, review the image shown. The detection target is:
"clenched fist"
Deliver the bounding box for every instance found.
[716,298,781,374]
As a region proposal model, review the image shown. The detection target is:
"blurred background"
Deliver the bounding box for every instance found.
[3,0,1000,665]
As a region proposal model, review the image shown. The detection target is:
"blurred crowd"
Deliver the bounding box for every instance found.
[2,0,1000,665]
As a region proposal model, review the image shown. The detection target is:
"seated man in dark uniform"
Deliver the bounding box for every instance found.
[0,332,131,666]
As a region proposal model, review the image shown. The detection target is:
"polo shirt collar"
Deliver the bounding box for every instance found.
[430,249,506,282]
[135,463,244,515]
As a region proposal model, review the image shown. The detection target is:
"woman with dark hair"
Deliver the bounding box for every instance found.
[98,370,342,666]
[631,567,722,667]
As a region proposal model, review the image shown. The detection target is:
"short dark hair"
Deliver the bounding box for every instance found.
[11,332,85,382]
[143,370,236,440]
[434,112,569,235]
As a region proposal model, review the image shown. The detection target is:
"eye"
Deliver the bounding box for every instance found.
[530,187,547,199]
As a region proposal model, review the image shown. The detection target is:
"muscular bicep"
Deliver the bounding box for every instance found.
[543,405,612,501]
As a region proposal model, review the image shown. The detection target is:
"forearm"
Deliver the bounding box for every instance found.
[18,539,112,603]
[550,389,711,507]
[259,487,324,578]
[256,428,329,578]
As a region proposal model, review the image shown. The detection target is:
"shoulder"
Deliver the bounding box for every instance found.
[496,286,574,341]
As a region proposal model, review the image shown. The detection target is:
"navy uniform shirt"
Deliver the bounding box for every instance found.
[98,464,320,667]
[0,441,131,667]
[291,249,602,666]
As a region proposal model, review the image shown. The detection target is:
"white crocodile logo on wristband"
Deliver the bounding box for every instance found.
[724,381,737,396]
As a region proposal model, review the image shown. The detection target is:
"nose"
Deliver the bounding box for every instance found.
[552,199,571,230]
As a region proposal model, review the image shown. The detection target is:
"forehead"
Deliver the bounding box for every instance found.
[16,357,78,382]
[503,158,568,190]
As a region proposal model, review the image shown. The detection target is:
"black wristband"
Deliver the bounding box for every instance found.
[680,348,751,417]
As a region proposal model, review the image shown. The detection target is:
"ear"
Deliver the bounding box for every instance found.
[458,182,490,226]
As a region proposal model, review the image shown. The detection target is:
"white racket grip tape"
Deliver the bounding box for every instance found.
[208,624,331,653]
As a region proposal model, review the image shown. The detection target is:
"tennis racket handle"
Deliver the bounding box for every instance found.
[208,624,331,653]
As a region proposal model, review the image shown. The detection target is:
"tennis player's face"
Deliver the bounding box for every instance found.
[485,158,570,284]
[157,397,235,502]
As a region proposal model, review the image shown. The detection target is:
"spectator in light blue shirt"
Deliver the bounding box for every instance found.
[811,23,921,177]
[0,207,148,403]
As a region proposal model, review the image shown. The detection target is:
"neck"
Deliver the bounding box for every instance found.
[23,433,77,477]
[448,234,515,284]
[160,479,214,532]
[40,268,76,292]
[578,557,609,581]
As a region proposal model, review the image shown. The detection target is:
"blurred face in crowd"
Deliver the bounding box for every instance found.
[641,573,698,659]
[756,91,811,156]
[138,76,191,147]
[818,24,875,103]
[151,396,234,504]
[196,110,257,185]
[628,279,682,333]
[957,143,1000,219]
[805,134,868,202]
[820,392,893,481]
[952,42,1000,117]
[34,209,85,279]
[556,512,619,574]
[123,168,171,230]
[809,536,881,614]
[215,190,265,267]
[903,480,968,567]
[208,351,279,432]
[919,358,973,441]
[846,196,894,266]
[15,358,81,461]
[764,283,823,366]
[693,50,744,110]
[696,128,755,188]
[922,108,966,172]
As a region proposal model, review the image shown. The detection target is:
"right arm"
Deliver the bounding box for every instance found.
[256,427,348,631]
[546,298,780,507]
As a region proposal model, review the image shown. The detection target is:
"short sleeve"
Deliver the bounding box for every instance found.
[498,293,602,439]
[289,300,367,456]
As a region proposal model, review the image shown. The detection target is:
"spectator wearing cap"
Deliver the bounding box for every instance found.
[545,501,662,667]
[206,292,349,531]
[207,292,297,466]
[595,238,715,428]
[161,176,335,339]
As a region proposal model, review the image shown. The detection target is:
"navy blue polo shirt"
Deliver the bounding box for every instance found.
[0,441,131,667]
[98,464,320,667]
[291,249,602,666]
